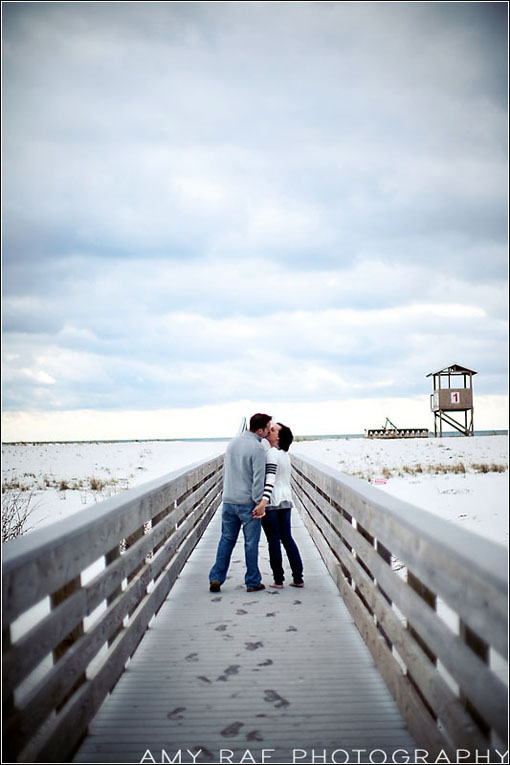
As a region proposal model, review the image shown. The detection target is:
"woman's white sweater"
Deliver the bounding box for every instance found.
[262,446,293,506]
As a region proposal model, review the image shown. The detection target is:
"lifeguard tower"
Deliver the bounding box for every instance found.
[427,363,477,437]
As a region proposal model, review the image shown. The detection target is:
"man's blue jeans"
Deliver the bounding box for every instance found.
[209,502,262,589]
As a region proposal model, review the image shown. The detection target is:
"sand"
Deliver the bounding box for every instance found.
[2,435,508,546]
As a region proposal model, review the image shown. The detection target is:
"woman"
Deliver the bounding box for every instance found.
[255,422,304,588]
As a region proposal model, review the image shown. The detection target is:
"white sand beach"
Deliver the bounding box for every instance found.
[1,440,229,534]
[2,434,508,546]
[293,434,509,545]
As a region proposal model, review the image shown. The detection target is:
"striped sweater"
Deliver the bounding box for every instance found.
[262,446,293,506]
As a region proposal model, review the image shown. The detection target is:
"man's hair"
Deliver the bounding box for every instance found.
[277,423,293,452]
[249,413,272,432]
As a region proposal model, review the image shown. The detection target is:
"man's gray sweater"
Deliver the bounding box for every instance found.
[222,430,266,505]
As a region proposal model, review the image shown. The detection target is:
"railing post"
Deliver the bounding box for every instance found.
[2,626,15,718]
[405,569,438,721]
[1,625,18,764]
[125,526,146,590]
[459,620,491,739]
[407,570,437,664]
[356,522,375,615]
[50,576,86,710]
[105,545,123,646]
[376,540,393,649]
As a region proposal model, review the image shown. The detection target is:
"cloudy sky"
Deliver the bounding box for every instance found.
[2,1,508,440]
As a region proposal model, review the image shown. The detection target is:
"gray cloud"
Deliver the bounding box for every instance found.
[2,1,507,419]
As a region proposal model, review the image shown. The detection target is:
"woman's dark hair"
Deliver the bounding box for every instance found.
[277,423,293,452]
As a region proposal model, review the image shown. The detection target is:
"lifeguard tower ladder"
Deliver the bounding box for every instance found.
[427,363,477,437]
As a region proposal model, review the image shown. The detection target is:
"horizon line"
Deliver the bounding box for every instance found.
[2,429,508,445]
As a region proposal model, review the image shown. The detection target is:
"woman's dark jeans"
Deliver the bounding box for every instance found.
[261,506,303,585]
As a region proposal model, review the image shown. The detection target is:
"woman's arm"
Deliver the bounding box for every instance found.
[253,449,278,517]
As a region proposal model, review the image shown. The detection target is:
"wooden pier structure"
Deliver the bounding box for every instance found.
[2,452,507,763]
[365,419,429,439]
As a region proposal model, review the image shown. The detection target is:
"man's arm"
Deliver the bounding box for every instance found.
[251,446,266,502]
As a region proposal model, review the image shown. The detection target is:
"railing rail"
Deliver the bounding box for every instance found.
[291,453,508,758]
[2,453,224,763]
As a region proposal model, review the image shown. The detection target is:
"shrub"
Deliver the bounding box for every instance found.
[89,476,107,491]
[428,464,449,474]
[471,463,507,474]
[2,490,37,543]
[2,480,31,492]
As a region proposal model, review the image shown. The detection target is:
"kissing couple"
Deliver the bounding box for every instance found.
[209,413,304,593]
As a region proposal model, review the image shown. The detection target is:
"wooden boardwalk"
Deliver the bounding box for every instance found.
[74,507,416,764]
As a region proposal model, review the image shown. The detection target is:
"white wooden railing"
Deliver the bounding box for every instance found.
[2,454,224,763]
[291,453,508,759]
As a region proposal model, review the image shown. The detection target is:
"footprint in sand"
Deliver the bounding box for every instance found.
[264,689,290,708]
[167,707,186,720]
[245,641,264,651]
[220,722,244,738]
[217,665,241,682]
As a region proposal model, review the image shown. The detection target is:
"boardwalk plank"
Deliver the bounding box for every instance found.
[73,508,416,764]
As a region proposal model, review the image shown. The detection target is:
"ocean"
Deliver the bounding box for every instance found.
[3,430,507,445]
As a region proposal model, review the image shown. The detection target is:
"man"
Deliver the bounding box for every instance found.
[209,413,272,593]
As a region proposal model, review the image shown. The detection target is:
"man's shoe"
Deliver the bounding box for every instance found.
[209,580,221,592]
[270,583,284,589]
[289,582,304,588]
[246,583,265,592]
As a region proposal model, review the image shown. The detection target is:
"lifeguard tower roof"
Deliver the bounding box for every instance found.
[426,363,477,377]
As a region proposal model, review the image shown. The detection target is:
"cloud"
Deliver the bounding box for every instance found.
[3,295,506,413]
[4,3,507,264]
[2,1,507,436]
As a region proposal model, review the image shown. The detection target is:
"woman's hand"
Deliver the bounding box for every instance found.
[253,499,267,518]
